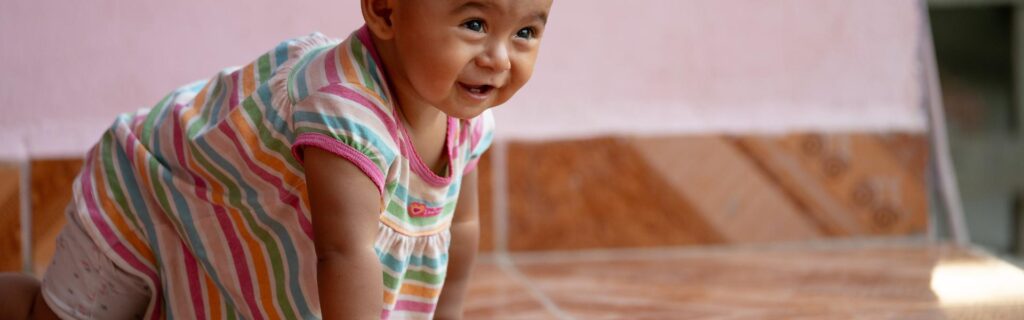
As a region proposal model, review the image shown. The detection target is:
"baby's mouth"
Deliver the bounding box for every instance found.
[459,82,495,95]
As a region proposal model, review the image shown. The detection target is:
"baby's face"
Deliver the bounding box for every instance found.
[390,0,552,119]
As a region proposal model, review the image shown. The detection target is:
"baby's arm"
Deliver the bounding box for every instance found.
[304,147,385,319]
[434,169,481,320]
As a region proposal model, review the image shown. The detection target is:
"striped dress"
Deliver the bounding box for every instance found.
[70,26,495,319]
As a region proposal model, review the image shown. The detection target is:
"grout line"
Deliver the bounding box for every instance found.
[495,252,574,320]
[489,140,573,319]
[20,159,32,274]
[505,235,933,265]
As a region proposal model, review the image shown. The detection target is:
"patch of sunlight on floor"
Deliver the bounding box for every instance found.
[931,258,1024,306]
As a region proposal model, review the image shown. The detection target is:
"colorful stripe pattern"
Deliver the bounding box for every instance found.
[70,26,494,320]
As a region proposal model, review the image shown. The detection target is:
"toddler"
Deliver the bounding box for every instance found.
[0,0,552,319]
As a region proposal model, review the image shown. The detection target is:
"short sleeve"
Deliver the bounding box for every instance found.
[463,110,495,175]
[289,86,400,194]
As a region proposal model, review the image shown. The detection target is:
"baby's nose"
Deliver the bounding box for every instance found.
[477,42,512,72]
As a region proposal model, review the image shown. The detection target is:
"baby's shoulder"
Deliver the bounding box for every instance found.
[281,34,390,109]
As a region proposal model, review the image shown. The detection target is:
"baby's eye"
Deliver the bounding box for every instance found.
[462,20,485,33]
[516,27,536,39]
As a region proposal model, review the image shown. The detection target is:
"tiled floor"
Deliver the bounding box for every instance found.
[0,162,22,271]
[4,148,1022,319]
[465,238,1024,319]
[2,133,932,273]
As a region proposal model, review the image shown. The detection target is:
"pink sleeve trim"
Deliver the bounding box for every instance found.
[292,133,386,194]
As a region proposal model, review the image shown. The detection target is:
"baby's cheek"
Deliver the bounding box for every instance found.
[513,51,538,76]
[415,73,453,102]
[511,65,535,91]
[495,86,519,106]
[413,58,459,95]
[437,71,463,96]
[508,71,532,94]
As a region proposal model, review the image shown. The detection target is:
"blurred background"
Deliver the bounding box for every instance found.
[2,0,1024,317]
[929,0,1024,262]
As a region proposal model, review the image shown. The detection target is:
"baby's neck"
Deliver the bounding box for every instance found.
[371,32,451,176]
[398,102,450,176]
[370,34,446,134]
[397,100,446,135]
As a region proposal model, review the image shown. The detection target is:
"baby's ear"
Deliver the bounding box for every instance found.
[361,0,396,40]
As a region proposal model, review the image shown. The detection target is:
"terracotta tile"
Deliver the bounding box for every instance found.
[496,241,1022,319]
[630,136,822,243]
[875,133,930,181]
[464,257,557,319]
[942,306,1024,319]
[0,162,22,272]
[499,133,929,251]
[477,153,494,252]
[29,158,82,275]
[505,137,725,251]
[736,134,928,235]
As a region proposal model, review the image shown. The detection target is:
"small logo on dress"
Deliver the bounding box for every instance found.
[408,202,442,218]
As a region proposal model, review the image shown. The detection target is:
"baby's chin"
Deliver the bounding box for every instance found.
[443,98,506,120]
[434,98,504,120]
[442,105,490,121]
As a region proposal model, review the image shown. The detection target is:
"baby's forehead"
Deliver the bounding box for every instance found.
[411,0,552,19]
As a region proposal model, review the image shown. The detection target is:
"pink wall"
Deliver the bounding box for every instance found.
[502,0,926,139]
[0,0,363,159]
[0,0,926,159]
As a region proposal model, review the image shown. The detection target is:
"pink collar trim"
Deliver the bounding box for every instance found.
[397,113,457,187]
